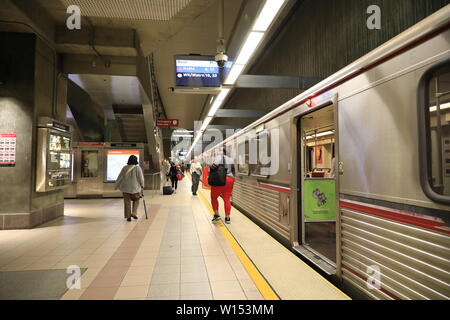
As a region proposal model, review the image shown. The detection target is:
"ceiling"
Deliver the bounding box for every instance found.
[30,0,244,131]
[68,74,149,109]
[59,0,193,21]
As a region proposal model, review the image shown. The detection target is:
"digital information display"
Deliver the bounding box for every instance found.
[106,150,140,182]
[175,58,220,87]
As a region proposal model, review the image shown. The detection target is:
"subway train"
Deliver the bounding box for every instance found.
[196,6,450,300]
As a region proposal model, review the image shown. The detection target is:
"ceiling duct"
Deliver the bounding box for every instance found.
[60,0,192,21]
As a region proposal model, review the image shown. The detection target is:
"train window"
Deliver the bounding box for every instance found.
[418,59,450,204]
[250,130,271,177]
[237,141,249,175]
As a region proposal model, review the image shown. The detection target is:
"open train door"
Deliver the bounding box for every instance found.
[294,100,339,275]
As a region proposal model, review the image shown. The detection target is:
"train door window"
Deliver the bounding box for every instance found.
[418,60,450,204]
[237,140,249,175]
[81,150,99,178]
[300,104,337,263]
[250,130,271,177]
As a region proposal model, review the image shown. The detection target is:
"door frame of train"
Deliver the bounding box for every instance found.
[290,93,341,276]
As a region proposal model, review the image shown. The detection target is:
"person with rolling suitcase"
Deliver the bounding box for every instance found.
[168,162,179,193]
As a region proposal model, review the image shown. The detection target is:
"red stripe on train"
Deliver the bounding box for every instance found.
[236,178,291,194]
[340,200,450,235]
[258,183,291,194]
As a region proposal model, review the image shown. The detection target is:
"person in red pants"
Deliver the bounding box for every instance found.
[211,147,235,224]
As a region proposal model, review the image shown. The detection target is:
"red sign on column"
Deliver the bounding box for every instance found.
[0,134,17,166]
[156,119,179,128]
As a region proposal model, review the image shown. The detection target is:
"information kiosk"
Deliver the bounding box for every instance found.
[36,117,73,192]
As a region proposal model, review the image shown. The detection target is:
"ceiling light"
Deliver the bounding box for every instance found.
[305,131,335,140]
[200,117,213,131]
[235,32,264,65]
[173,135,193,138]
[430,102,450,112]
[253,0,286,32]
[216,88,231,101]
[224,64,245,85]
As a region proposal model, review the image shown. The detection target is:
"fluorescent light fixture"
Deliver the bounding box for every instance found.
[173,135,193,138]
[174,129,193,133]
[430,102,450,112]
[305,131,334,140]
[253,0,286,32]
[208,100,224,117]
[235,32,264,65]
[224,64,245,85]
[200,117,213,131]
[216,88,231,101]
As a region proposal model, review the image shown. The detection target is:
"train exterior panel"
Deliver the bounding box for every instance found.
[198,6,450,300]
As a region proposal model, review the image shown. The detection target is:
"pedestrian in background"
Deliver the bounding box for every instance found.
[190,160,202,196]
[210,147,235,224]
[115,155,145,222]
[169,162,179,193]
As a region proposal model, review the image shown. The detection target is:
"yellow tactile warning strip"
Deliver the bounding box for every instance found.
[196,182,351,300]
[196,190,279,300]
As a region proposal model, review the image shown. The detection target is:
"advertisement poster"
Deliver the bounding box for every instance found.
[304,180,336,221]
[315,146,323,164]
[0,134,16,166]
[106,150,140,181]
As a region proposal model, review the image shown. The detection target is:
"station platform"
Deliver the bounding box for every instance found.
[0,177,349,300]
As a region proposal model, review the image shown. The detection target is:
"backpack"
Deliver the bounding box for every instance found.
[208,163,227,186]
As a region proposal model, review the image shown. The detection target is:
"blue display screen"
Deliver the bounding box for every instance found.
[175,58,220,87]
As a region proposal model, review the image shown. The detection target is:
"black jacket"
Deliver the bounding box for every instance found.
[169,166,178,178]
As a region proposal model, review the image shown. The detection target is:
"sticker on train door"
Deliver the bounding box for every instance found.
[304,180,336,221]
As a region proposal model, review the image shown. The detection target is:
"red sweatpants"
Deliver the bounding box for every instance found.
[210,176,235,216]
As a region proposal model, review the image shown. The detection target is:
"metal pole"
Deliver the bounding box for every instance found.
[435,77,444,191]
[218,0,224,41]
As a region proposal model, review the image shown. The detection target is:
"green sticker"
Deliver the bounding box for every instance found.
[304,180,336,221]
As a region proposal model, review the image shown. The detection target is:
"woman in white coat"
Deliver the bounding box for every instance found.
[115,155,145,222]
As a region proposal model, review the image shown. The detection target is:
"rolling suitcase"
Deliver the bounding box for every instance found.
[163,186,174,195]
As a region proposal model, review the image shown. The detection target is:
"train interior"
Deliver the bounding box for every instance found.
[429,70,450,196]
[298,104,337,265]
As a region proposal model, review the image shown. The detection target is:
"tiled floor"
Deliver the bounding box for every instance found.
[0,176,349,300]
[0,180,262,300]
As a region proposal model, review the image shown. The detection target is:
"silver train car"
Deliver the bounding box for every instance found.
[197,5,450,300]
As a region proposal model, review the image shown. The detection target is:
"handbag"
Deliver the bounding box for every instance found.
[177,172,183,181]
[208,164,227,186]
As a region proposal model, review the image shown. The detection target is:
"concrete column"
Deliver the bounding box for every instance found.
[0,32,67,229]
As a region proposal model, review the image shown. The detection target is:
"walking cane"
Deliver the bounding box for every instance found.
[141,189,148,220]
